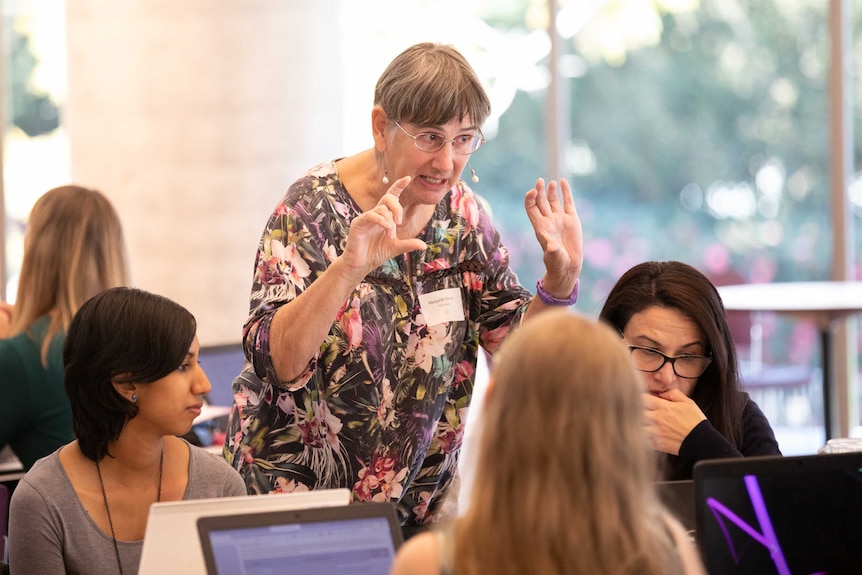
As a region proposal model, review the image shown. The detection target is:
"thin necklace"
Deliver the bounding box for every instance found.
[95,449,164,575]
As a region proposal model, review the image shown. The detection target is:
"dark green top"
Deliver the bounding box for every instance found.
[0,316,73,470]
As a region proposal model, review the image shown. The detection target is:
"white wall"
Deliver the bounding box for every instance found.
[65,0,342,344]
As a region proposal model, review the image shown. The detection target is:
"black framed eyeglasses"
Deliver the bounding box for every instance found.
[626,345,712,379]
[393,120,485,155]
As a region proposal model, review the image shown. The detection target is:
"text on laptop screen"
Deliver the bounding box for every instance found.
[204,515,397,575]
[696,454,862,575]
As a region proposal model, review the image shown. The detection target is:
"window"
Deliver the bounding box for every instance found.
[1,0,69,301]
[2,1,857,454]
[339,0,841,454]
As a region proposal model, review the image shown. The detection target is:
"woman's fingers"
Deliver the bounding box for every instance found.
[378,176,411,225]
[560,179,576,214]
[360,207,396,238]
[526,178,573,217]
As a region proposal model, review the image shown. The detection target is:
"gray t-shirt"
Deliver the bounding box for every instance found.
[7,441,247,575]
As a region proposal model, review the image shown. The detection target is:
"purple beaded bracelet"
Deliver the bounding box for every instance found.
[536,279,579,306]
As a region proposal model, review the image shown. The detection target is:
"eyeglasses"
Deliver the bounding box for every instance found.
[626,345,712,379]
[393,121,485,155]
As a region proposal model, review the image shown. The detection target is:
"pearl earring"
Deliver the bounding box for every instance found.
[382,168,390,185]
[131,394,138,402]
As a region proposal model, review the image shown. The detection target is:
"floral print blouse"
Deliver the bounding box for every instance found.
[224,160,532,526]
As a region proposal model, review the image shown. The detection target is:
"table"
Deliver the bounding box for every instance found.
[717,281,862,441]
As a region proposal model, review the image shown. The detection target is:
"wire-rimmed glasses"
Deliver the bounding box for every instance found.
[393,121,485,155]
[627,345,712,379]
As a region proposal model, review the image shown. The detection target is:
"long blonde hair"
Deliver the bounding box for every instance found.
[454,310,684,575]
[10,185,128,363]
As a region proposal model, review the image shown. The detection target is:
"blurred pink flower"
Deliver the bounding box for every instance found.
[337,297,363,353]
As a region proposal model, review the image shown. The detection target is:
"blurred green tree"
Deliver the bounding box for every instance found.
[9,26,60,137]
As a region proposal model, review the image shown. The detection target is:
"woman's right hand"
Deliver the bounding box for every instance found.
[642,389,707,455]
[269,177,427,383]
[341,176,427,275]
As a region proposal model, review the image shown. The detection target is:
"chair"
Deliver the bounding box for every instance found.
[0,483,8,563]
[712,272,815,427]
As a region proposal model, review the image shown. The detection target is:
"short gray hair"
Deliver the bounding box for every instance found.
[374,42,491,127]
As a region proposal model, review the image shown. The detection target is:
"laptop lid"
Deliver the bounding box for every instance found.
[655,479,696,536]
[138,488,351,575]
[197,343,246,408]
[197,502,403,575]
[694,452,862,575]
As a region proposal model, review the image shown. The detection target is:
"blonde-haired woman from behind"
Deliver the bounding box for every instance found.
[0,185,128,470]
[390,309,706,575]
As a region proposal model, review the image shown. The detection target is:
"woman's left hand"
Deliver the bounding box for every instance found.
[642,389,708,455]
[524,178,583,297]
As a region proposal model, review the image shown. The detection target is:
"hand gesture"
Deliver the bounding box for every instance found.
[642,389,708,455]
[342,176,427,275]
[524,178,583,295]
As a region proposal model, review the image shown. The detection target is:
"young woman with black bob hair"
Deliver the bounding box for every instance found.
[8,287,245,575]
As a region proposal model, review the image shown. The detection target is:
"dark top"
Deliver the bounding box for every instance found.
[662,393,781,480]
[0,317,73,470]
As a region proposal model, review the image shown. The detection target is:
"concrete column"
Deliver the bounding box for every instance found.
[65,0,342,345]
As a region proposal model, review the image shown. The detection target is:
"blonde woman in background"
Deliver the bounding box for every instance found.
[0,185,128,470]
[390,310,705,575]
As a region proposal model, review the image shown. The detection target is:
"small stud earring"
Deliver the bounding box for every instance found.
[131,394,138,402]
[382,168,390,185]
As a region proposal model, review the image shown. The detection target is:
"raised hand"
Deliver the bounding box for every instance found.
[524,178,583,297]
[342,176,427,275]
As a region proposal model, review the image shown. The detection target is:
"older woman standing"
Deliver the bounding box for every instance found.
[225,42,583,533]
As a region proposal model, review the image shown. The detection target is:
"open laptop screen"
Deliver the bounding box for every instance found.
[197,343,245,407]
[197,503,403,575]
[655,479,696,535]
[138,489,351,575]
[694,452,862,575]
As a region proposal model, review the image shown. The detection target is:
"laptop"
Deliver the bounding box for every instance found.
[197,343,246,408]
[655,479,696,535]
[138,488,351,575]
[191,343,246,446]
[694,452,862,575]
[197,502,403,575]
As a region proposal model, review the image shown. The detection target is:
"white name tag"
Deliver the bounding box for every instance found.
[418,287,465,326]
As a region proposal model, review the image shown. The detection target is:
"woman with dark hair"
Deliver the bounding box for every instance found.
[599,261,781,480]
[8,287,246,575]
